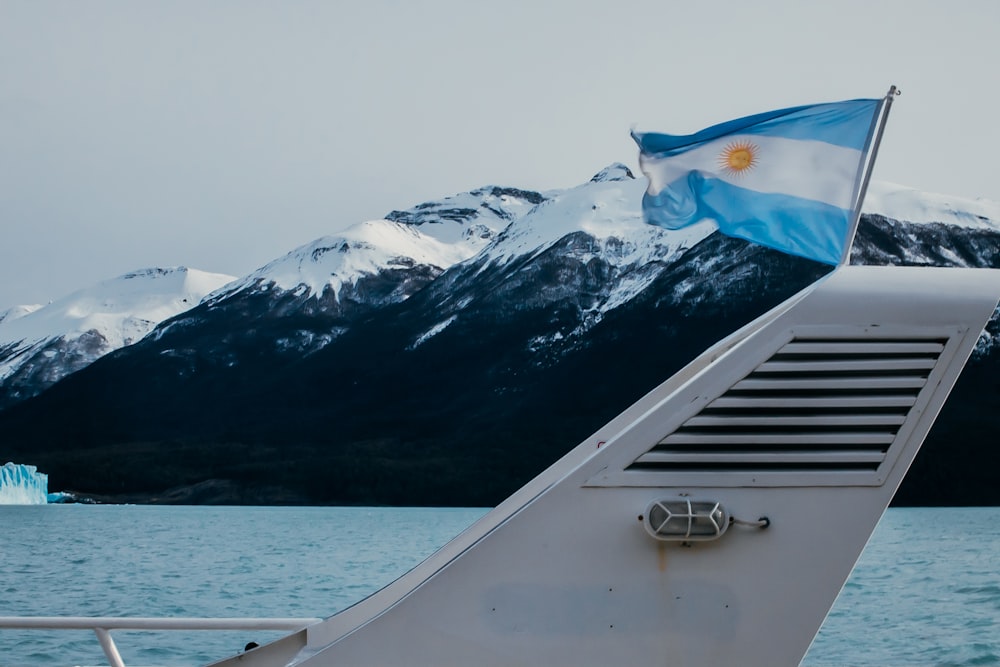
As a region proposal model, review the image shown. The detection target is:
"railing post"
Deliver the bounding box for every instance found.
[94,627,127,667]
[0,615,320,664]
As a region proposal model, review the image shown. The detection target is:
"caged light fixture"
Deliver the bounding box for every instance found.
[641,499,769,542]
[642,499,729,541]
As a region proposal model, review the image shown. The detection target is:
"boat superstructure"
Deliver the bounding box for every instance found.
[206,265,1000,667]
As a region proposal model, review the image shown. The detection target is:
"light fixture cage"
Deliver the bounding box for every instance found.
[643,499,730,541]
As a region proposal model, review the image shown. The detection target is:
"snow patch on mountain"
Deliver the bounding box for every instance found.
[974,313,998,358]
[590,163,635,183]
[409,315,458,349]
[0,267,235,391]
[220,222,473,299]
[484,169,711,270]
[386,185,546,232]
[864,181,1000,229]
[0,268,235,351]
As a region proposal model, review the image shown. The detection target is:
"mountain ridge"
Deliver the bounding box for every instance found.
[1,167,998,506]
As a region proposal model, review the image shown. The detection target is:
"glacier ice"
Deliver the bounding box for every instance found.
[0,462,59,504]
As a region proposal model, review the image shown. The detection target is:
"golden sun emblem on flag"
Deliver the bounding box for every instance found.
[718,140,759,177]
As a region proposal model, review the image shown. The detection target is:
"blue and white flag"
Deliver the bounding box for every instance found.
[632,99,882,265]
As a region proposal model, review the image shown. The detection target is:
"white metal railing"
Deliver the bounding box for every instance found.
[0,616,321,667]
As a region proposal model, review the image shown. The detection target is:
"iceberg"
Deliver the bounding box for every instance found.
[0,462,56,504]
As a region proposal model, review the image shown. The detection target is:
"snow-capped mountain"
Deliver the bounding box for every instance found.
[1,166,998,506]
[134,183,550,376]
[0,186,547,410]
[208,184,543,306]
[0,267,235,408]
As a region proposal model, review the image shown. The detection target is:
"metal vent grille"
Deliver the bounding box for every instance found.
[627,338,947,474]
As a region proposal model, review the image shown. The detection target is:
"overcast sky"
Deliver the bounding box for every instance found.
[2,0,998,309]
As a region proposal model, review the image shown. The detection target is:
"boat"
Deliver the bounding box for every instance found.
[2,264,998,666]
[196,264,996,667]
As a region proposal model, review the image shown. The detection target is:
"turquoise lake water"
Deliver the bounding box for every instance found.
[0,505,997,666]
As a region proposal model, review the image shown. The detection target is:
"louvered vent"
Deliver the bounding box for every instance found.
[627,337,947,474]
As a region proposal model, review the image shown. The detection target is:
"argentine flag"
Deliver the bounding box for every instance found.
[632,99,882,265]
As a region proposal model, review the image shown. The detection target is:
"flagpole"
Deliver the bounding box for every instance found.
[839,85,899,266]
